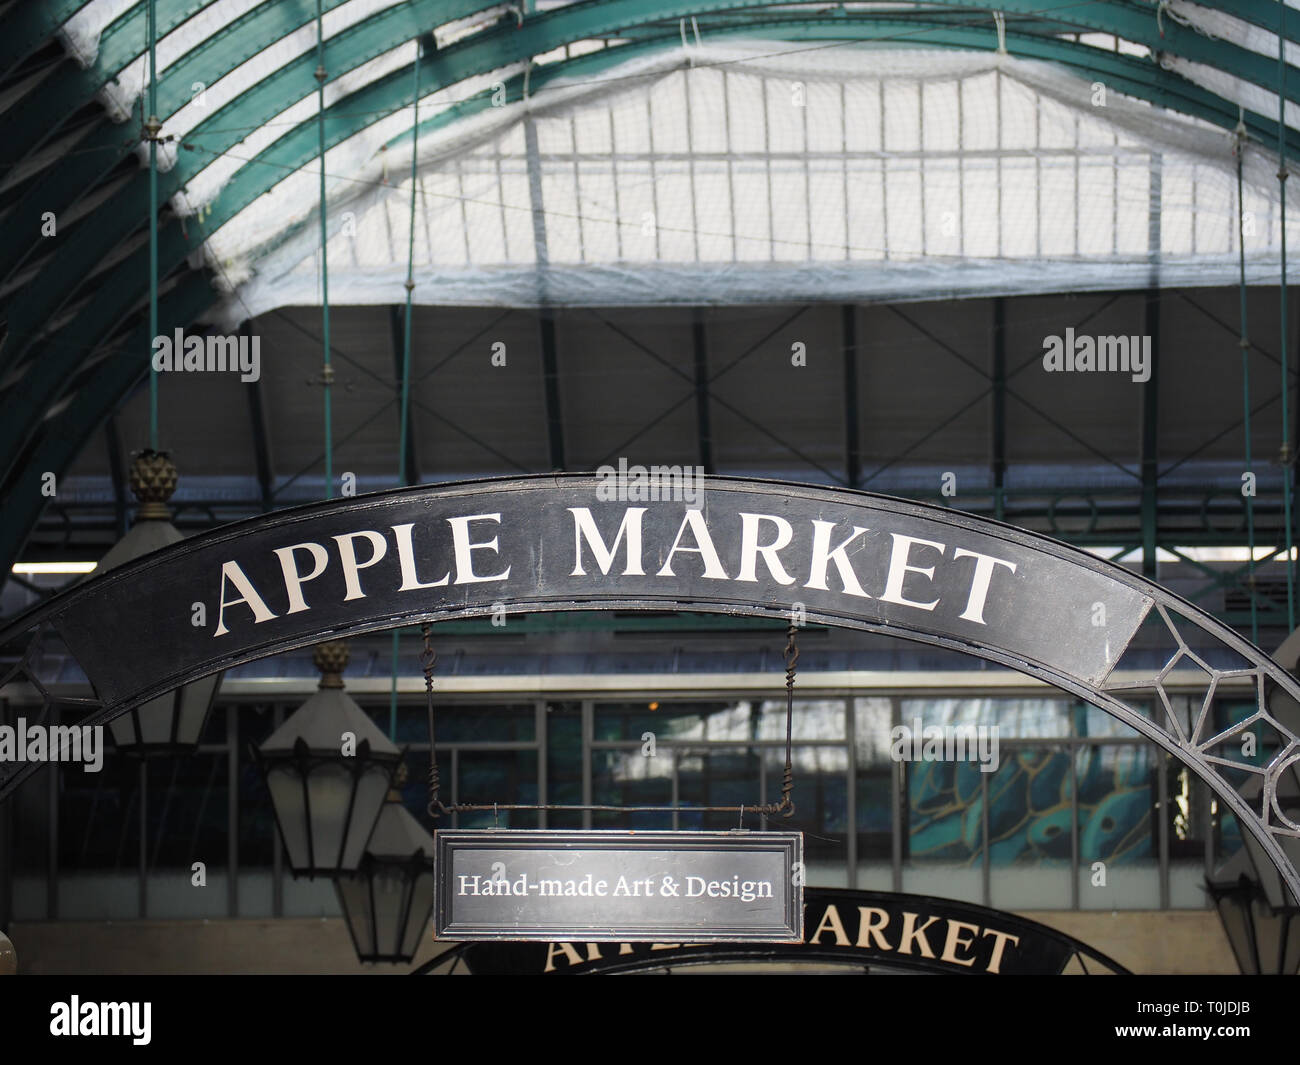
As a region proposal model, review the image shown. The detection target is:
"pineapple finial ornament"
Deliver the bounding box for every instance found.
[129,449,178,521]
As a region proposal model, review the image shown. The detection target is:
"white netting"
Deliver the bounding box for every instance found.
[168,39,1300,324]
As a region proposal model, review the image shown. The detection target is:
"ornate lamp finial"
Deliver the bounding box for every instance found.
[313,641,350,689]
[129,449,177,521]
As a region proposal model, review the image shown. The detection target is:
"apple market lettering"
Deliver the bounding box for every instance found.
[210,507,1017,639]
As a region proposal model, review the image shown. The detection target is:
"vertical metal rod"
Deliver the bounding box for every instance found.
[317,0,333,499]
[147,0,159,451]
[1142,152,1162,581]
[400,42,420,489]
[1237,129,1259,645]
[392,60,422,746]
[1280,1,1297,631]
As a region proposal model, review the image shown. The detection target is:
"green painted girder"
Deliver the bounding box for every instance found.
[0,0,472,365]
[0,270,215,573]
[0,0,353,186]
[0,0,473,255]
[129,14,1300,294]
[3,0,1296,346]
[0,0,92,77]
[0,116,146,292]
[2,14,1293,534]
[5,6,1298,469]
[1209,0,1300,43]
[4,2,1300,562]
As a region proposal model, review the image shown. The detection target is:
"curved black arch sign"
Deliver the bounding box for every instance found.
[441,887,1131,975]
[46,474,1151,706]
[6,474,1300,903]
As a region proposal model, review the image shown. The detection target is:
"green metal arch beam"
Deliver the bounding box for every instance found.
[6,0,1299,358]
[0,0,216,175]
[4,0,1295,374]
[1211,0,1300,43]
[0,0,467,360]
[3,13,1293,522]
[3,12,1294,472]
[0,0,449,211]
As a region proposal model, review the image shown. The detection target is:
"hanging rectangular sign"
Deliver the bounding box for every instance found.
[434,829,803,943]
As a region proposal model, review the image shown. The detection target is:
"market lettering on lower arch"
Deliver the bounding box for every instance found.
[210,505,1019,638]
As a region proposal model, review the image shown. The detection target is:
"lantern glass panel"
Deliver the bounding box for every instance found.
[265,764,309,869]
[400,869,436,958]
[339,767,392,870]
[337,875,376,956]
[305,762,354,869]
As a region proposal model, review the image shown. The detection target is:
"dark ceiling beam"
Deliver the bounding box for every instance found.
[991,298,1006,523]
[693,309,714,475]
[842,304,859,491]
[242,319,274,511]
[388,304,420,484]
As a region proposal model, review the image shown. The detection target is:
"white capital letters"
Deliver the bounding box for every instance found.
[391,522,450,590]
[569,507,646,576]
[332,530,387,601]
[447,514,510,584]
[213,560,278,636]
[736,512,796,584]
[656,510,729,579]
[805,521,870,597]
[880,533,945,612]
[952,547,1017,624]
[272,542,330,614]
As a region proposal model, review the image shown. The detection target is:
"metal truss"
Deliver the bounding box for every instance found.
[3,0,1300,578]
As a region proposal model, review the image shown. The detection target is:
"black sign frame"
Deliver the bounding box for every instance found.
[434,829,803,943]
[431,887,1131,975]
[2,473,1300,907]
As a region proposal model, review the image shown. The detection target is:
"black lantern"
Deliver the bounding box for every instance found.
[255,641,401,877]
[100,451,220,756]
[1206,775,1300,974]
[336,763,436,963]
